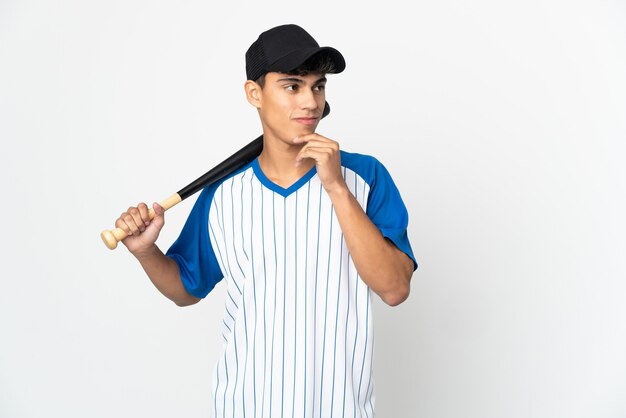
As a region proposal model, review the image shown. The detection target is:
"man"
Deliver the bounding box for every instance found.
[115,24,417,417]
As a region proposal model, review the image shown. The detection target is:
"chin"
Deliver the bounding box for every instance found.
[277,128,314,142]
[295,124,319,136]
[297,128,317,136]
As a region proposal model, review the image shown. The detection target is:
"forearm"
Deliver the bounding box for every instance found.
[327,185,414,306]
[133,244,200,307]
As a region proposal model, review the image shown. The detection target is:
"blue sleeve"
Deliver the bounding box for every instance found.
[360,156,418,271]
[166,187,224,298]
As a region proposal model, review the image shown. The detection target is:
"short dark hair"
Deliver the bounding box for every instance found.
[255,52,338,88]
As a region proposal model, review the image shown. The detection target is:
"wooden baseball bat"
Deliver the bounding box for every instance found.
[101,101,331,249]
[100,135,263,249]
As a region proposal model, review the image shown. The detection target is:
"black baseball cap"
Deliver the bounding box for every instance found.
[245,24,346,118]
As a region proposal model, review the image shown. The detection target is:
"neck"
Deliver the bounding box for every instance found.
[258,131,315,189]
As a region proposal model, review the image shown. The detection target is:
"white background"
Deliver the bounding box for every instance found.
[1,1,625,417]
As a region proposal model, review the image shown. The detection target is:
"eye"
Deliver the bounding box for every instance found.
[314,84,326,92]
[285,84,298,91]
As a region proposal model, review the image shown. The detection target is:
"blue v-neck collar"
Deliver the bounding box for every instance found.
[252,158,318,198]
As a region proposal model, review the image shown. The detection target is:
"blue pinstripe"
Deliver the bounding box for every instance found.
[311,182,323,417]
[268,192,278,415]
[319,203,334,417]
[303,181,311,413]
[330,234,345,415]
[281,197,287,418]
[230,178,246,279]
[358,292,371,418]
[217,187,242,296]
[292,190,299,418]
[240,171,249,261]
[249,173,257,418]
[260,185,268,418]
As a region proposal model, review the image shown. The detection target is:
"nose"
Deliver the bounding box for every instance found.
[299,89,319,112]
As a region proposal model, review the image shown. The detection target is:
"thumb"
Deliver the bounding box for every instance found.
[151,202,166,229]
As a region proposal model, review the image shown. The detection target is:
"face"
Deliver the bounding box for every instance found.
[248,72,327,142]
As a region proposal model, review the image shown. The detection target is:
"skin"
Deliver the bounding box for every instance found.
[116,71,414,307]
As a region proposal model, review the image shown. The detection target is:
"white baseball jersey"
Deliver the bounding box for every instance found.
[167,150,416,418]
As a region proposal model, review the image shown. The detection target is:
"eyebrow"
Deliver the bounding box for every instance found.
[276,76,327,85]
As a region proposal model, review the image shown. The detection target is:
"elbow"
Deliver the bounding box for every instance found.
[380,260,413,306]
[173,295,201,307]
[380,281,410,307]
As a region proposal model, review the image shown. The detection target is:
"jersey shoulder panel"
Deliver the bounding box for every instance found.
[340,150,418,270]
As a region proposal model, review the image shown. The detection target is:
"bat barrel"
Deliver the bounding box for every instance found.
[177,135,263,200]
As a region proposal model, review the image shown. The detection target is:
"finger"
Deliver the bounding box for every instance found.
[297,139,338,151]
[115,216,132,236]
[296,147,335,164]
[293,133,331,144]
[297,142,338,159]
[297,141,339,153]
[116,213,140,236]
[137,202,151,226]
[127,207,146,232]
[296,139,339,157]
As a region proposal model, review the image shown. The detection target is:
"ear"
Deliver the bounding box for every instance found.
[244,80,262,109]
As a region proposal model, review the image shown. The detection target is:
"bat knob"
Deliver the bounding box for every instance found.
[100,229,119,250]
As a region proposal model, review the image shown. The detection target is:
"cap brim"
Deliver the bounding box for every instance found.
[267,46,346,75]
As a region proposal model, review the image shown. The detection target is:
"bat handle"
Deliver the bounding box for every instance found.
[100,193,182,250]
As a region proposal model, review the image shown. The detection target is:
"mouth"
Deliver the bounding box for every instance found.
[293,117,319,126]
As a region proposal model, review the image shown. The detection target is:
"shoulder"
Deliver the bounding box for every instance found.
[340,150,392,186]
